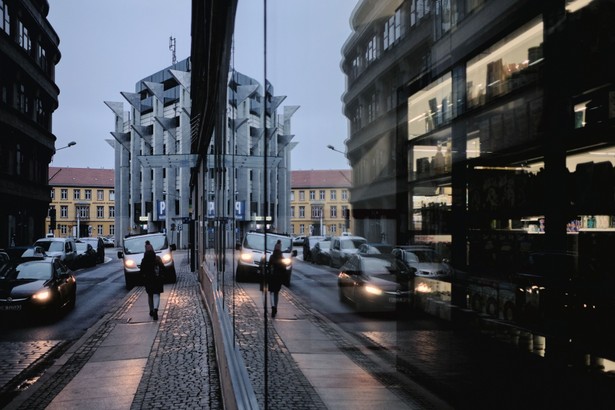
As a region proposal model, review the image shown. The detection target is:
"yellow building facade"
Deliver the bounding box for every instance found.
[290,170,352,237]
[46,167,115,239]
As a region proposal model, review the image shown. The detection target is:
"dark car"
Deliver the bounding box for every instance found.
[303,235,328,262]
[75,242,97,269]
[0,257,77,317]
[311,241,332,265]
[338,254,414,312]
[77,237,105,264]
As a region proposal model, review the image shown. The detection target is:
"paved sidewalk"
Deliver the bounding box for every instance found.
[6,252,221,410]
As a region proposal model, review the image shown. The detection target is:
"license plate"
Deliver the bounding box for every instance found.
[389,297,409,303]
[0,305,22,311]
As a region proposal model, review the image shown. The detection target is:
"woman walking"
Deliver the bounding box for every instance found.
[268,240,285,318]
[140,247,165,320]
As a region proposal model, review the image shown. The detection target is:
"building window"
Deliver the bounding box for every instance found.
[110,190,115,201]
[97,190,104,200]
[97,225,103,235]
[59,225,67,235]
[311,205,323,218]
[97,206,104,218]
[290,206,295,218]
[466,19,543,110]
[319,190,325,200]
[77,205,90,219]
[0,0,9,35]
[330,190,337,200]
[299,224,305,234]
[109,206,115,218]
[408,72,453,139]
[299,206,305,218]
[342,190,348,201]
[74,189,81,200]
[38,45,48,72]
[60,205,68,218]
[17,83,29,114]
[330,206,338,218]
[290,191,295,201]
[61,189,68,200]
[330,224,337,234]
[299,190,305,201]
[18,20,31,53]
[110,225,115,236]
[50,188,55,200]
[309,190,316,200]
[85,189,92,200]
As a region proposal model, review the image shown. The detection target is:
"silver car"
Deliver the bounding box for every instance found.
[392,246,452,278]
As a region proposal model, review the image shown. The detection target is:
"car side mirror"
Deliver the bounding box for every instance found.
[170,244,177,251]
[117,251,124,259]
[292,250,298,257]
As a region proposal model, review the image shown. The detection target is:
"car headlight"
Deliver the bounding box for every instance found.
[240,253,253,263]
[161,253,173,264]
[32,289,51,302]
[364,285,383,296]
[282,257,292,266]
[124,259,137,269]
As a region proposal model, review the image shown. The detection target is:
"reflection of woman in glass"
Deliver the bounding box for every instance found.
[267,240,284,318]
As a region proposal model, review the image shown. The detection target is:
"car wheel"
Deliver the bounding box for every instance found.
[167,267,177,283]
[338,286,347,303]
[236,266,246,282]
[68,287,77,310]
[125,274,133,290]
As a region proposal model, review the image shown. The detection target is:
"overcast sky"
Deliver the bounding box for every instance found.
[48,0,356,171]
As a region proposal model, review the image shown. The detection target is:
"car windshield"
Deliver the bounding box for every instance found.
[403,249,443,263]
[123,235,168,254]
[244,234,292,252]
[76,243,90,252]
[34,241,64,252]
[317,241,330,250]
[341,238,366,250]
[361,257,411,277]
[0,260,52,280]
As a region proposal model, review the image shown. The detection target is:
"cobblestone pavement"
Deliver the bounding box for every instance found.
[131,260,221,409]
[224,282,327,410]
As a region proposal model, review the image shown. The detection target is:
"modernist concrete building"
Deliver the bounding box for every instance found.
[46,167,115,238]
[105,58,192,248]
[0,0,60,248]
[225,70,297,240]
[290,170,352,237]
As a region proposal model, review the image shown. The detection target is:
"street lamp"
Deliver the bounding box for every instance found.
[56,141,77,151]
[327,144,345,154]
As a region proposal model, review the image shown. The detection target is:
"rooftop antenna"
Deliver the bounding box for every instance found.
[169,36,177,64]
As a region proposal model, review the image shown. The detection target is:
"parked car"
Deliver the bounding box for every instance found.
[357,243,393,255]
[303,235,328,262]
[33,237,78,269]
[329,235,367,268]
[75,242,97,269]
[391,246,452,278]
[292,235,306,246]
[311,240,332,265]
[117,233,177,289]
[236,232,297,285]
[0,256,76,318]
[338,254,414,312]
[101,237,115,248]
[77,237,105,264]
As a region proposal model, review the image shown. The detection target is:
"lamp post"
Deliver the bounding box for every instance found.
[56,141,77,151]
[327,144,344,155]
